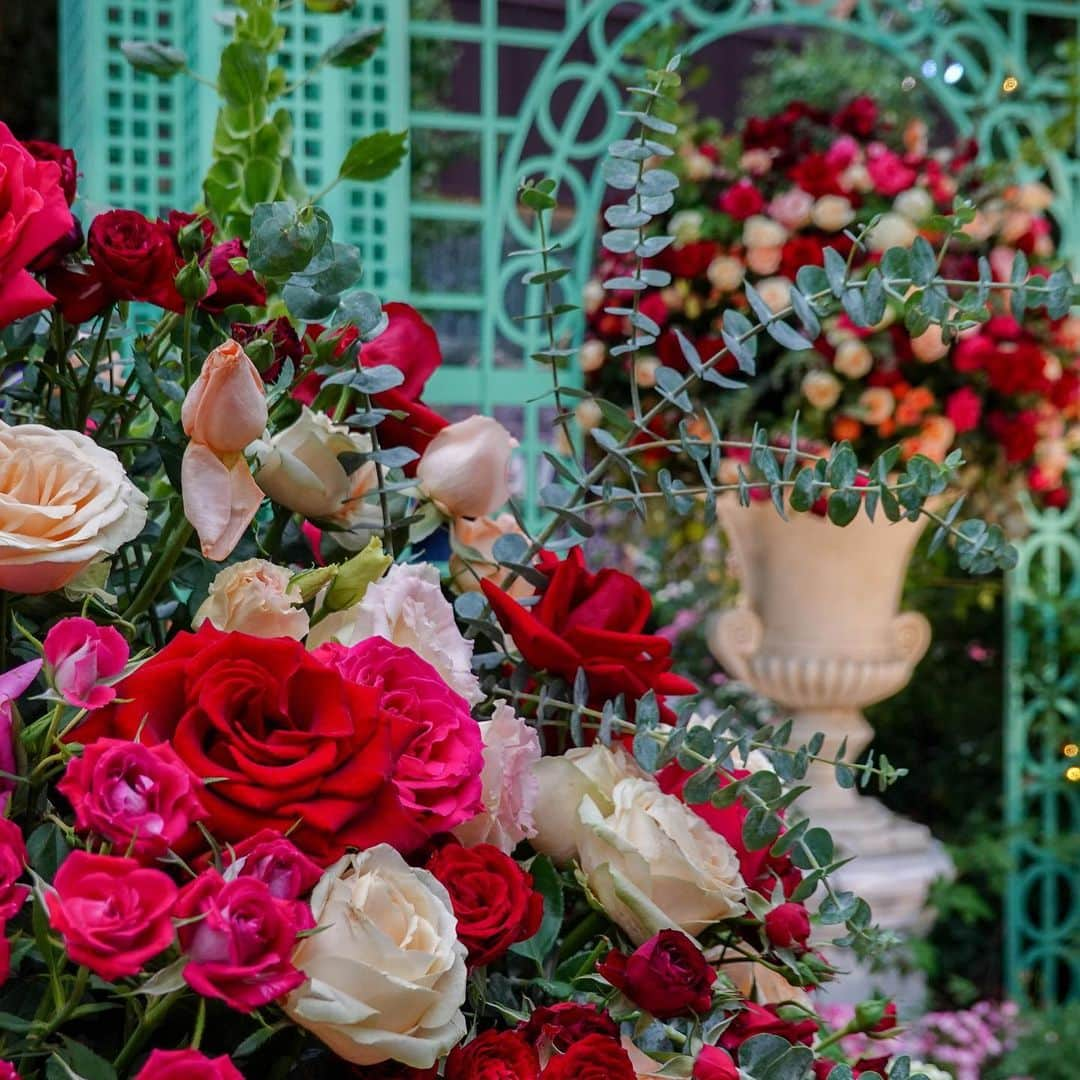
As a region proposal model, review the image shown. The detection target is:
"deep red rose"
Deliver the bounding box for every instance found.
[692,1047,739,1080]
[133,1049,244,1080]
[988,409,1040,463]
[87,209,183,311]
[481,546,697,716]
[201,238,266,312]
[541,1034,635,1080]
[717,180,765,220]
[0,820,28,921]
[764,902,812,949]
[788,153,846,198]
[985,340,1051,397]
[75,624,393,863]
[45,851,177,980]
[427,843,542,968]
[176,868,310,1012]
[780,235,826,281]
[0,123,75,328]
[718,1003,819,1051]
[519,1003,618,1053]
[654,240,718,280]
[1050,370,1079,411]
[832,96,879,138]
[22,140,77,204]
[59,738,206,860]
[445,1031,541,1080]
[599,930,716,1019]
[232,316,304,375]
[44,260,113,324]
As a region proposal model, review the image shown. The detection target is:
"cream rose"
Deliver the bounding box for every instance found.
[833,338,874,379]
[668,210,704,245]
[684,151,715,183]
[742,214,787,249]
[810,195,855,232]
[193,558,309,640]
[449,513,532,600]
[865,211,918,252]
[579,340,608,373]
[802,370,843,410]
[452,700,541,853]
[576,777,746,944]
[745,245,782,276]
[306,561,482,704]
[284,845,467,1069]
[893,187,934,223]
[707,255,745,293]
[0,423,147,594]
[416,415,516,519]
[755,276,792,315]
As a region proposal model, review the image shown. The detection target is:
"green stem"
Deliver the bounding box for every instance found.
[182,303,195,388]
[190,998,206,1050]
[262,505,291,561]
[113,990,184,1073]
[77,305,114,429]
[33,966,89,1044]
[120,504,193,622]
[364,393,396,559]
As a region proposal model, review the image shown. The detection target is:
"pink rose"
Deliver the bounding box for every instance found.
[0,660,41,808]
[0,819,28,920]
[0,1059,18,1080]
[416,415,517,518]
[767,188,814,230]
[317,637,484,853]
[866,145,916,196]
[219,828,322,925]
[43,617,129,709]
[46,852,178,980]
[176,869,310,1012]
[946,387,983,434]
[0,123,75,328]
[133,1050,244,1080]
[693,1047,738,1080]
[58,739,206,859]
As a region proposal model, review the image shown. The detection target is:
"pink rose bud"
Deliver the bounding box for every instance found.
[693,1047,739,1080]
[0,660,41,810]
[181,440,265,561]
[416,415,517,518]
[181,338,267,453]
[764,901,812,949]
[43,616,129,709]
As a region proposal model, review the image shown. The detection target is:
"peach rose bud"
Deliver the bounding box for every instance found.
[416,415,517,519]
[449,514,532,600]
[182,339,267,454]
[181,442,264,561]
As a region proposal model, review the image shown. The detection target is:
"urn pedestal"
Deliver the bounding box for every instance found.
[708,498,953,1007]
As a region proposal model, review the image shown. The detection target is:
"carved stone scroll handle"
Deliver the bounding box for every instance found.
[707,607,764,684]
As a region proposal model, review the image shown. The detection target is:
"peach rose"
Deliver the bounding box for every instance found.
[416,416,516,519]
[1009,181,1054,213]
[742,215,787,249]
[865,212,917,252]
[181,338,267,454]
[707,255,745,293]
[911,324,950,363]
[449,513,532,599]
[833,338,874,379]
[859,387,895,425]
[810,195,855,232]
[755,276,792,315]
[801,370,842,410]
[193,558,309,640]
[745,245,783,276]
[684,151,715,183]
[0,423,147,594]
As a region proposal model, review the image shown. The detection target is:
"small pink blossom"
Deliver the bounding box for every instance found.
[43,617,128,709]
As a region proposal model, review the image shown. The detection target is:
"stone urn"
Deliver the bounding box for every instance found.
[708,496,953,992]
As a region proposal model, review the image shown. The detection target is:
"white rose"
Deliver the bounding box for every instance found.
[833,338,874,379]
[755,276,792,315]
[583,280,605,314]
[0,423,147,594]
[576,777,746,944]
[252,407,375,521]
[684,151,715,182]
[707,255,745,292]
[306,561,482,704]
[416,415,516,519]
[866,212,918,252]
[668,210,704,245]
[284,845,467,1069]
[745,245,782,276]
[580,340,608,373]
[841,162,873,193]
[193,558,309,639]
[810,195,855,232]
[742,214,787,249]
[452,700,542,853]
[802,370,843,410]
[893,187,934,222]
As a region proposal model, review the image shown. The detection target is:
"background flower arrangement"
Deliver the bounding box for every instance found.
[0,2,1048,1078]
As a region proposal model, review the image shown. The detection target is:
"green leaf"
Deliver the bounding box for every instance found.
[218,41,269,106]
[880,247,911,281]
[48,1040,117,1080]
[789,287,820,339]
[510,856,563,967]
[827,489,861,526]
[120,40,186,78]
[909,236,937,286]
[243,155,282,206]
[738,1033,815,1080]
[27,822,71,882]
[791,827,834,870]
[338,130,408,182]
[790,467,816,513]
[323,27,383,67]
[248,201,330,278]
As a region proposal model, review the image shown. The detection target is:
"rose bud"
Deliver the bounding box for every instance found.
[201,238,266,313]
[43,616,129,710]
[693,1047,739,1080]
[764,901,812,950]
[598,929,717,1019]
[855,999,899,1035]
[416,415,517,518]
[182,339,267,454]
[180,441,265,561]
[133,1050,244,1080]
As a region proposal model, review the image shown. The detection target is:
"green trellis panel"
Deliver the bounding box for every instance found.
[60,0,1080,1002]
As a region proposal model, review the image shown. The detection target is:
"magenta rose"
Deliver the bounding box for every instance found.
[22,141,77,204]
[133,1050,244,1080]
[216,828,322,927]
[0,124,74,328]
[693,1047,738,1080]
[46,851,178,980]
[43,616,129,709]
[176,869,311,1012]
[0,1059,17,1080]
[317,637,483,853]
[58,738,206,859]
[0,818,29,921]
[0,659,41,810]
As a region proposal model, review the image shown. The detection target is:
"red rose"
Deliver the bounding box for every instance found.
[481,546,696,717]
[518,1003,618,1053]
[693,1047,739,1080]
[0,820,28,920]
[22,140,78,204]
[718,1003,819,1051]
[541,1034,635,1080]
[788,153,847,198]
[43,260,113,324]
[945,388,982,434]
[445,1031,540,1080]
[317,637,483,852]
[76,624,393,863]
[426,843,543,968]
[0,931,10,990]
[175,869,310,1012]
[832,96,879,138]
[133,1049,244,1080]
[654,240,719,280]
[45,851,177,980]
[1050,370,1079,411]
[599,930,716,1019]
[717,180,765,220]
[58,739,206,860]
[985,340,1051,397]
[87,209,183,311]
[764,902,812,949]
[780,235,826,281]
[988,409,1039,463]
[0,123,75,328]
[201,238,266,312]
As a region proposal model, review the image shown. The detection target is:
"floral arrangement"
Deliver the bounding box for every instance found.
[0,5,1036,1078]
[583,94,1079,513]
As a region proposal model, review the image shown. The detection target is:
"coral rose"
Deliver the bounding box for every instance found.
[416,415,517,518]
[0,423,147,593]
[182,338,267,454]
[193,558,309,640]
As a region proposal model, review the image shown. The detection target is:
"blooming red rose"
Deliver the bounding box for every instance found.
[985,340,1051,397]
[76,624,393,863]
[176,869,310,1012]
[788,153,846,198]
[832,96,878,138]
[201,238,266,313]
[599,930,716,1019]
[764,902,812,950]
[445,1030,540,1080]
[718,1003,819,1051]
[133,1049,244,1080]
[43,260,113,324]
[87,209,183,311]
[654,240,719,280]
[780,235,826,281]
[693,1047,739,1080]
[22,140,77,204]
[481,546,696,717]
[541,1034,636,1080]
[350,1065,437,1080]
[0,819,28,921]
[45,851,177,980]
[59,738,206,859]
[519,1003,618,1053]
[317,636,483,852]
[0,123,75,328]
[945,387,983,434]
[426,843,543,968]
[717,180,765,220]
